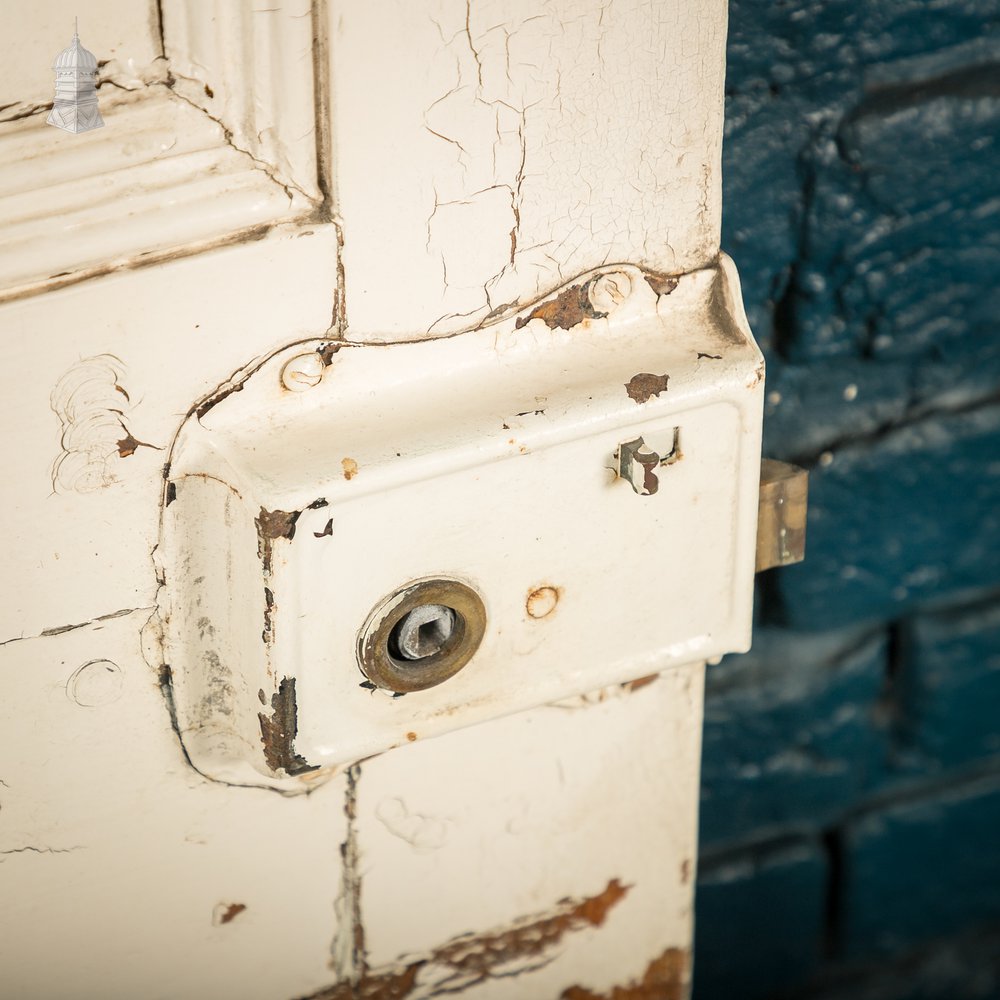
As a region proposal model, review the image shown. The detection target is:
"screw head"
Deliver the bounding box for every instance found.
[280,353,324,392]
[588,272,632,314]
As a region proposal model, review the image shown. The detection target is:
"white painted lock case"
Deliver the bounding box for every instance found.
[158,255,763,791]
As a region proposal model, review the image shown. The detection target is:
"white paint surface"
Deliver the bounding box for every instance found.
[328,0,727,340]
[0,0,747,995]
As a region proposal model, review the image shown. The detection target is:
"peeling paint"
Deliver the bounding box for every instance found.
[213,902,247,926]
[624,373,670,405]
[257,677,316,776]
[307,879,631,1000]
[643,273,680,297]
[50,354,162,493]
[514,280,607,332]
[255,507,301,574]
[559,947,689,1000]
[622,674,658,694]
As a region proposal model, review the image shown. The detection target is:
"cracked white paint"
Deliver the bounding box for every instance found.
[161,0,322,201]
[0,1,740,995]
[328,0,727,341]
[0,1,162,113]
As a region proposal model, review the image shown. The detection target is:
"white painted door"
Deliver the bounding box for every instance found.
[0,4,756,998]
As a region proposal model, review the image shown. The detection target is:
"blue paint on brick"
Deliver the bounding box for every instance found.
[796,925,1000,999]
[899,596,1000,769]
[700,2,1000,996]
[693,839,827,1000]
[700,628,890,847]
[771,404,1000,628]
[841,772,1000,959]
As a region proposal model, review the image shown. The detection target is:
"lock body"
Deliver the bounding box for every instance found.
[160,257,763,789]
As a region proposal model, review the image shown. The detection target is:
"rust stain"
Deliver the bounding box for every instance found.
[643,273,679,296]
[342,457,359,480]
[514,280,607,332]
[625,373,669,404]
[680,859,692,885]
[526,585,560,620]
[622,673,658,694]
[302,879,631,1000]
[216,902,246,925]
[748,360,766,388]
[406,732,418,742]
[314,518,334,538]
[560,947,689,1000]
[258,677,317,776]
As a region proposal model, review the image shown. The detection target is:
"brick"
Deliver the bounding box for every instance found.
[841,771,1000,959]
[787,75,1000,361]
[693,838,827,1000]
[898,596,1000,769]
[796,924,1000,1000]
[771,403,1000,629]
[700,628,889,847]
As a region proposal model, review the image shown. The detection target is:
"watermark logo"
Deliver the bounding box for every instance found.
[47,19,104,134]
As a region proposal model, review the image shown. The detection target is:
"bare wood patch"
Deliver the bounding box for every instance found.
[304,879,631,999]
[560,947,689,1000]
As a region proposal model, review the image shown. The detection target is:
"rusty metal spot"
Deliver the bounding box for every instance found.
[255,506,301,574]
[625,373,669,405]
[304,880,630,999]
[213,902,246,926]
[342,458,359,480]
[314,518,334,538]
[643,273,679,296]
[257,507,300,542]
[258,677,317,776]
[406,732,417,742]
[514,281,607,331]
[560,947,689,1000]
[526,585,560,620]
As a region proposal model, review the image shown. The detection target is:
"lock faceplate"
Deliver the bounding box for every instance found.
[159,257,763,790]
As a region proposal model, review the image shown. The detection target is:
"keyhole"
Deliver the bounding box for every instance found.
[390,604,456,661]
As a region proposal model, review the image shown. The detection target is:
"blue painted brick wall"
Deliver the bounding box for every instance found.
[696,2,1000,997]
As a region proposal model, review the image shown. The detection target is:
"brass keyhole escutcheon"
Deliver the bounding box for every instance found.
[357,579,487,693]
